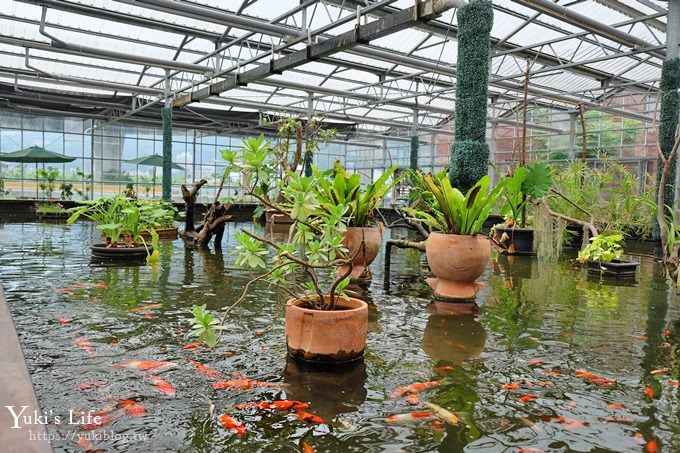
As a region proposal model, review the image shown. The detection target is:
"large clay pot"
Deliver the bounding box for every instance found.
[425,232,490,301]
[265,208,294,225]
[285,296,368,364]
[338,226,383,281]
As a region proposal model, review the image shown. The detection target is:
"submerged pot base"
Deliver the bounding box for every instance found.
[426,277,483,301]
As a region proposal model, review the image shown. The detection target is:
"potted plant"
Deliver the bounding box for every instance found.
[577,233,639,278]
[313,162,399,281]
[190,169,367,363]
[404,171,505,300]
[493,162,553,255]
[138,200,179,239]
[66,195,157,260]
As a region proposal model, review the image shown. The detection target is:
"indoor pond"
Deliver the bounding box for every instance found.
[1,220,679,452]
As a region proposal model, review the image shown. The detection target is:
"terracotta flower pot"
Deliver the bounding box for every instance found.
[285,296,368,364]
[425,232,490,301]
[338,226,383,281]
[265,208,294,225]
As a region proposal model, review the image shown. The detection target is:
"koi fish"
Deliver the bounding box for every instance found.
[650,369,668,376]
[385,411,433,424]
[603,416,631,423]
[234,401,271,410]
[182,342,204,350]
[77,381,106,391]
[80,409,117,431]
[589,378,615,385]
[542,369,561,376]
[93,283,108,289]
[607,403,625,409]
[270,400,309,412]
[77,436,94,452]
[425,402,458,426]
[517,449,545,453]
[663,328,671,338]
[58,317,71,326]
[218,414,246,435]
[117,399,145,417]
[147,374,176,396]
[575,371,597,379]
[405,394,420,405]
[633,433,645,444]
[113,360,177,371]
[644,386,654,398]
[127,304,162,313]
[188,360,223,380]
[503,383,520,390]
[57,288,75,295]
[667,380,680,387]
[301,440,314,453]
[549,416,590,430]
[433,366,455,373]
[645,438,658,453]
[74,338,95,356]
[526,359,544,366]
[430,419,444,430]
[211,380,279,390]
[391,381,439,398]
[518,394,537,403]
[295,411,325,424]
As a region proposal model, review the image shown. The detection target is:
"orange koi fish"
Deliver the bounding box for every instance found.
[391,381,439,398]
[182,342,204,350]
[518,394,537,403]
[295,411,325,424]
[575,370,597,379]
[549,416,590,430]
[74,338,95,356]
[645,438,658,453]
[147,374,176,396]
[117,399,145,417]
[542,369,561,376]
[526,359,544,366]
[385,411,433,424]
[270,400,309,412]
[650,369,668,376]
[80,408,117,431]
[211,380,279,390]
[58,317,71,326]
[502,382,520,390]
[77,381,106,391]
[127,304,162,314]
[405,394,420,405]
[606,403,625,409]
[589,378,615,385]
[188,360,223,380]
[644,386,654,399]
[218,414,246,435]
[93,283,108,289]
[603,416,631,423]
[113,360,177,371]
[301,440,314,453]
[667,380,680,387]
[234,401,271,411]
[663,328,671,338]
[433,366,455,373]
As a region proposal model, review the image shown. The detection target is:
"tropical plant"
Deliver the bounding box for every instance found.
[138,200,178,229]
[35,202,67,215]
[73,171,93,200]
[500,162,553,227]
[0,174,8,196]
[60,182,73,200]
[404,171,505,235]
[313,162,399,227]
[66,195,155,251]
[577,233,624,263]
[37,167,60,198]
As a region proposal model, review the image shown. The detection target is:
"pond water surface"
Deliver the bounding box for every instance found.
[0,221,679,452]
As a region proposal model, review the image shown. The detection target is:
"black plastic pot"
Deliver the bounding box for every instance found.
[90,244,151,260]
[586,259,639,278]
[563,223,585,249]
[495,227,535,255]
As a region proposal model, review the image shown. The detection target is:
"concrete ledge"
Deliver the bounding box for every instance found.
[0,285,53,452]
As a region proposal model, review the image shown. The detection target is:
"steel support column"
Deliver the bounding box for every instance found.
[162,71,172,201]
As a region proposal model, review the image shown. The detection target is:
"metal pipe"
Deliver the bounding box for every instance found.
[513,0,665,59]
[38,6,213,74]
[668,0,680,59]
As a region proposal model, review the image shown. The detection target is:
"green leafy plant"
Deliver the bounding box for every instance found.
[313,162,399,227]
[501,162,553,227]
[577,233,624,263]
[35,202,67,215]
[404,171,505,235]
[187,304,224,348]
[60,182,73,200]
[73,171,93,200]
[36,167,60,198]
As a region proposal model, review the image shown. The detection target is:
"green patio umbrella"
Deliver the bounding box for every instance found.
[0,145,76,198]
[126,154,184,198]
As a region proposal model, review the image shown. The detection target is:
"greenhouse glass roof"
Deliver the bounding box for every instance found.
[0,0,672,136]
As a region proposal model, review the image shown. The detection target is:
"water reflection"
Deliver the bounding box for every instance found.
[422,305,486,363]
[282,357,367,421]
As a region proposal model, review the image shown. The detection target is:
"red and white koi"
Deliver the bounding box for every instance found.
[391,381,439,398]
[218,414,246,435]
[112,360,177,371]
[188,360,223,380]
[146,374,176,396]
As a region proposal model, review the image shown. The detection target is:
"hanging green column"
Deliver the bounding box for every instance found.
[410,135,419,170]
[161,107,172,201]
[449,0,493,193]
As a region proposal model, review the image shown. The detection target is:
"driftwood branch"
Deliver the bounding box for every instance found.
[386,238,426,252]
[536,199,598,237]
[181,179,207,235]
[391,205,430,238]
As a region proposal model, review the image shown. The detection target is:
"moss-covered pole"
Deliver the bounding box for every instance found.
[449,0,493,193]
[654,0,680,235]
[410,107,419,170]
[162,69,172,201]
